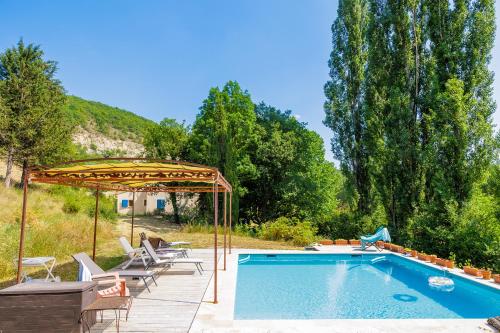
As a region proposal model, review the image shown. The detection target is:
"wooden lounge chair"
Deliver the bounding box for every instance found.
[72,252,158,293]
[142,239,204,274]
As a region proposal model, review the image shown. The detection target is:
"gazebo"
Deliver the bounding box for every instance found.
[16,158,232,303]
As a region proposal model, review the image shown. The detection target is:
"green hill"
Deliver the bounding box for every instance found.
[63,95,156,143]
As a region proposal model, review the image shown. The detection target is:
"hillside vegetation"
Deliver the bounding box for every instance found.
[63,95,155,143]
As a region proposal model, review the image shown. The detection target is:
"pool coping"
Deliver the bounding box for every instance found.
[190,247,498,333]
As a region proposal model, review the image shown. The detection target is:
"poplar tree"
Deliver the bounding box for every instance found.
[324,0,371,214]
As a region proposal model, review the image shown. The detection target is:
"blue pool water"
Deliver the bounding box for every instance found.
[234,254,500,319]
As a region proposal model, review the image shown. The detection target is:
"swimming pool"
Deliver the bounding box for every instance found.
[234,253,500,319]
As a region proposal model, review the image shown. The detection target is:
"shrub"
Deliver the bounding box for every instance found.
[260,217,317,246]
[62,197,81,214]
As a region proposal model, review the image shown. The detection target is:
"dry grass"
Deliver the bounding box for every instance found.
[0,187,299,288]
[119,216,300,250]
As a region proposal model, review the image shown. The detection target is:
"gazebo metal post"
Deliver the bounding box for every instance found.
[130,191,135,246]
[16,170,30,284]
[92,188,100,261]
[213,182,218,304]
[223,191,227,270]
[229,191,232,254]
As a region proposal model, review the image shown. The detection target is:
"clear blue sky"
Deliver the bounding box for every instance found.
[1,0,499,162]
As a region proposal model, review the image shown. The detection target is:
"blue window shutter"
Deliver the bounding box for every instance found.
[121,199,128,208]
[157,199,165,209]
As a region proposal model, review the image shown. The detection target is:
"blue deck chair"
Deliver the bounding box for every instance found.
[361,227,391,251]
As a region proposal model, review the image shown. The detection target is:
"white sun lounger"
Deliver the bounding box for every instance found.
[119,237,177,269]
[142,239,204,274]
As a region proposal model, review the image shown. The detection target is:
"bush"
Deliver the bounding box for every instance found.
[260,217,317,246]
[62,197,81,214]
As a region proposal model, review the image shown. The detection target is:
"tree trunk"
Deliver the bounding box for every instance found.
[170,192,180,224]
[18,160,28,189]
[4,146,15,188]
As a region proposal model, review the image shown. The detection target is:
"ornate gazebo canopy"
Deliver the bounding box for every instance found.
[17,158,232,303]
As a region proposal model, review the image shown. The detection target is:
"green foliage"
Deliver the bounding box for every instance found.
[325,0,498,269]
[189,81,258,222]
[49,186,117,221]
[0,39,71,187]
[242,103,344,225]
[63,96,154,142]
[260,217,317,246]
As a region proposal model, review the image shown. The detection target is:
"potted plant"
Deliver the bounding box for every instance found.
[411,249,418,257]
[480,269,492,280]
[446,253,456,269]
[319,239,333,246]
[335,239,348,246]
[404,248,412,255]
[493,274,500,284]
[376,240,384,248]
[417,252,429,261]
[429,255,437,264]
[384,242,392,249]
[349,239,361,246]
[464,266,480,277]
[435,258,446,267]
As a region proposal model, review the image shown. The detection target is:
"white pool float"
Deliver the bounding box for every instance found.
[428,276,455,292]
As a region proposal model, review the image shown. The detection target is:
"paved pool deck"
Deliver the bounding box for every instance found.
[191,246,499,333]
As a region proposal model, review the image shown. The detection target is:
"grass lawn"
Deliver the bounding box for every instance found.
[0,214,299,288]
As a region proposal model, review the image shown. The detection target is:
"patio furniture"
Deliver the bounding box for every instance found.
[72,252,158,293]
[80,296,131,333]
[139,231,191,249]
[139,232,189,257]
[361,227,391,251]
[0,281,97,333]
[142,239,204,274]
[119,237,178,269]
[15,256,58,282]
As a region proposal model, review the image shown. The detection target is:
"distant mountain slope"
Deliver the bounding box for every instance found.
[63,96,156,156]
[63,95,155,143]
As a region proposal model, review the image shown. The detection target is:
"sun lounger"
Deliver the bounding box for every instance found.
[361,227,391,251]
[72,252,158,293]
[139,232,191,251]
[142,239,204,274]
[139,232,189,257]
[119,236,178,269]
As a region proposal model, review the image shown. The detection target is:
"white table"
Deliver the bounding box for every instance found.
[17,257,57,282]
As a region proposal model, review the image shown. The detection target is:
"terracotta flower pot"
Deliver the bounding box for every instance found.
[397,246,405,254]
[376,240,384,248]
[384,242,392,249]
[319,239,333,246]
[493,274,500,284]
[349,239,361,246]
[429,255,437,263]
[417,253,429,261]
[464,266,480,277]
[445,260,455,269]
[480,270,492,280]
[335,239,348,246]
[411,250,417,257]
[435,258,446,267]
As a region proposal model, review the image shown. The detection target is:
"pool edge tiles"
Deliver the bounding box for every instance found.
[234,253,500,320]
